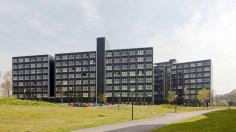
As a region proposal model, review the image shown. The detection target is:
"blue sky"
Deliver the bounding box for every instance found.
[0,0,236,94]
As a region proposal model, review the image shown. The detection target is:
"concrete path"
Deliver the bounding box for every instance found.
[72,110,213,132]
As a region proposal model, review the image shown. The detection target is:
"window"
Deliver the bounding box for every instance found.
[184,74,189,78]
[197,79,202,83]
[122,72,127,76]
[69,61,74,66]
[24,58,29,62]
[129,78,135,83]
[137,57,144,62]
[190,68,196,73]
[122,65,127,70]
[204,78,210,82]
[137,64,144,69]
[13,58,18,63]
[190,74,195,78]
[129,64,136,69]
[197,68,202,72]
[76,80,81,85]
[114,51,120,57]
[146,63,152,69]
[90,59,95,65]
[122,78,127,83]
[62,55,68,60]
[184,64,189,68]
[113,65,120,70]
[146,70,152,76]
[55,56,61,60]
[122,92,128,97]
[106,59,112,64]
[114,58,120,63]
[190,79,196,83]
[106,52,112,57]
[56,68,61,73]
[129,71,136,76]
[204,67,210,71]
[19,58,24,63]
[145,49,152,54]
[37,57,42,61]
[184,69,189,73]
[146,56,152,62]
[122,85,128,90]
[76,67,81,72]
[62,81,67,85]
[114,85,120,90]
[106,72,112,77]
[68,55,74,59]
[90,66,95,71]
[129,50,136,56]
[43,56,48,61]
[190,63,196,67]
[121,50,128,56]
[121,58,128,63]
[106,79,112,84]
[31,64,36,68]
[129,58,136,62]
[37,69,42,74]
[37,63,42,68]
[62,68,67,72]
[69,74,74,79]
[138,85,143,90]
[89,53,96,58]
[106,66,112,70]
[146,78,152,83]
[204,72,210,77]
[197,62,203,67]
[137,50,144,55]
[146,85,152,90]
[114,79,120,84]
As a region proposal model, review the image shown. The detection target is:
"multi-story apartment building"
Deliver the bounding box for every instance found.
[54,51,96,103]
[54,37,154,104]
[12,37,212,106]
[12,55,55,100]
[105,47,154,104]
[154,59,212,105]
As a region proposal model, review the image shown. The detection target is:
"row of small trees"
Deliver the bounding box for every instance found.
[166,88,210,107]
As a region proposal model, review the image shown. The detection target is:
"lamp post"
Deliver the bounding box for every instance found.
[117,94,120,111]
[175,95,178,113]
[130,88,135,120]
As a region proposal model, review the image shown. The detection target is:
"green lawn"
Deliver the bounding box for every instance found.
[0,98,204,132]
[152,109,236,132]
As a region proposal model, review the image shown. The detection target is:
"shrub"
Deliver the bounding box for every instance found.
[0,97,55,106]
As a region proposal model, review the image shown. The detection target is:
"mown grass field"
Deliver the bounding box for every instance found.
[0,97,204,132]
[152,108,236,132]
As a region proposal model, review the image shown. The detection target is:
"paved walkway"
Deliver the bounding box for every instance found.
[72,110,213,132]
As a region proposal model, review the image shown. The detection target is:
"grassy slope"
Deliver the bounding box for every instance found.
[153,109,236,132]
[0,98,204,132]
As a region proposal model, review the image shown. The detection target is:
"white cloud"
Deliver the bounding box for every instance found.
[151,1,236,94]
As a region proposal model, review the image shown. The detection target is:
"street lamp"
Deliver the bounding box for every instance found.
[130,88,135,120]
[175,95,178,113]
[117,94,120,111]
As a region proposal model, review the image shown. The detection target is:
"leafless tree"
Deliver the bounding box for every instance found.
[1,71,12,96]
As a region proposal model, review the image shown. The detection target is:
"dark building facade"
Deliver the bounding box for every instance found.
[154,59,212,105]
[105,47,154,104]
[55,51,97,103]
[54,37,154,104]
[12,37,212,105]
[12,55,55,100]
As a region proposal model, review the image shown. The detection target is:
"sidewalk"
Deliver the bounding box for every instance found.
[72,110,213,132]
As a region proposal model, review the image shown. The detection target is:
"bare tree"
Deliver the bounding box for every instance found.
[197,88,210,108]
[1,71,12,96]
